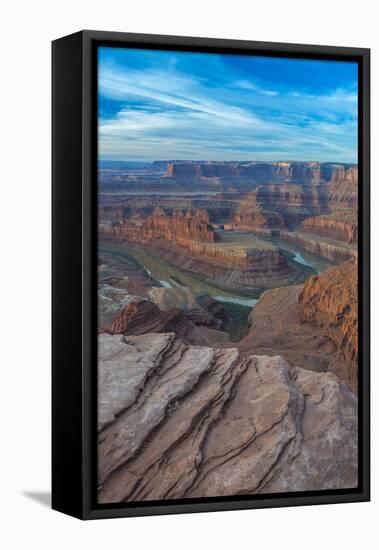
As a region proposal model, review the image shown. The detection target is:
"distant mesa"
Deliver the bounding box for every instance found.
[99,159,358,195]
[163,160,358,186]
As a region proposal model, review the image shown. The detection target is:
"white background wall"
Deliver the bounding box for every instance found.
[1,0,376,548]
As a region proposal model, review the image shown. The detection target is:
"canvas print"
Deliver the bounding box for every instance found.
[97,47,358,504]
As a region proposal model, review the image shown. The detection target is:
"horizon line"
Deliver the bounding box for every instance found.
[99,158,358,165]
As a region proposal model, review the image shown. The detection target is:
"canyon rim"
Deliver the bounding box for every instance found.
[96,45,359,503]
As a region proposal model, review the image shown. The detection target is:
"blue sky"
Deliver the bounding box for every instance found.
[98,47,358,163]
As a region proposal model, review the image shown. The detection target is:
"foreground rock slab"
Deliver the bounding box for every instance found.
[98,333,357,503]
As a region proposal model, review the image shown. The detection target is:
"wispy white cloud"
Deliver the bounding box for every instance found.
[232,79,280,96]
[98,56,358,163]
[100,65,261,125]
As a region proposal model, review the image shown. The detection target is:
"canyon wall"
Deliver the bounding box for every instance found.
[232,175,357,234]
[281,231,357,263]
[239,259,358,391]
[326,178,358,210]
[232,184,328,231]
[164,161,357,186]
[109,298,186,336]
[171,239,289,271]
[105,208,220,244]
[101,208,294,279]
[300,215,357,245]
[98,197,238,225]
[230,165,358,259]
[143,208,220,242]
[299,259,358,381]
[107,293,228,347]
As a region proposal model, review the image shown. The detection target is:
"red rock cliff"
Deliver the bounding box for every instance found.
[300,214,357,245]
[164,161,357,186]
[109,298,186,336]
[232,184,327,230]
[106,208,220,245]
[144,208,220,242]
[299,259,358,369]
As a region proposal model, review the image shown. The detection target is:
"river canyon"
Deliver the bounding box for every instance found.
[97,160,359,502]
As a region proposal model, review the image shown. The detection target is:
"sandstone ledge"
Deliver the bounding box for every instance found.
[98,333,357,503]
[281,230,357,263]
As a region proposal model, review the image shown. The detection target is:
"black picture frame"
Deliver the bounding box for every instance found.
[52,30,370,520]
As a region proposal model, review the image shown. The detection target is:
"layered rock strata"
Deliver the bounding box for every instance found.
[144,208,220,242]
[97,332,358,502]
[299,259,358,371]
[101,210,301,288]
[239,260,358,391]
[108,295,230,347]
[326,178,358,210]
[98,252,156,331]
[168,239,289,271]
[109,298,186,336]
[104,208,220,245]
[300,214,357,245]
[230,165,358,259]
[164,161,357,186]
[232,179,357,235]
[107,208,220,244]
[98,197,238,225]
[281,231,357,263]
[233,184,328,230]
[140,243,299,290]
